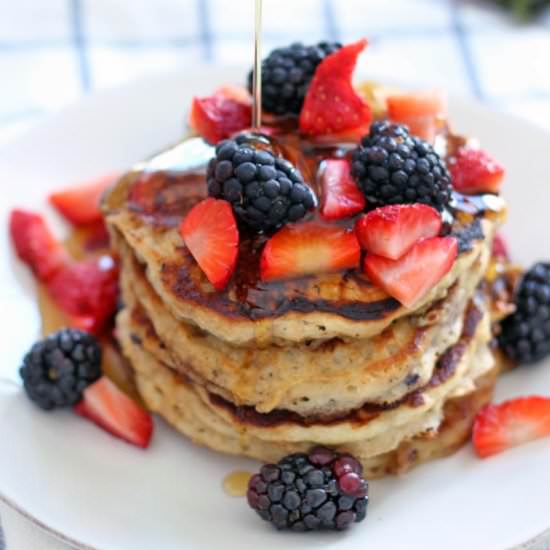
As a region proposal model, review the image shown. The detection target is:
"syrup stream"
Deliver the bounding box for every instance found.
[251,0,263,129]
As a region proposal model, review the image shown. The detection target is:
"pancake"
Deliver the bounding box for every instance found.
[117,307,497,478]
[103,137,508,347]
[119,236,492,416]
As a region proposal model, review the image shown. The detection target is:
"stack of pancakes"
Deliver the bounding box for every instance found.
[104,136,508,478]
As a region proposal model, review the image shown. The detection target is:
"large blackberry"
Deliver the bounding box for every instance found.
[207,137,317,232]
[499,262,550,364]
[247,447,368,531]
[20,329,102,410]
[351,121,453,211]
[248,41,341,116]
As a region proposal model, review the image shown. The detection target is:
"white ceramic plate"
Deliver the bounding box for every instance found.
[1,68,550,550]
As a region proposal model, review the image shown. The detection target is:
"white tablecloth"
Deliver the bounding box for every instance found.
[1,0,550,548]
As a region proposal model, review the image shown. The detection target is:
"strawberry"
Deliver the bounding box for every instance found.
[492,232,510,261]
[48,256,119,334]
[49,173,118,225]
[189,88,252,145]
[473,396,550,458]
[260,222,360,282]
[448,147,505,194]
[9,209,66,281]
[387,90,447,143]
[180,198,239,290]
[74,376,153,448]
[363,236,458,307]
[355,204,442,260]
[299,39,372,137]
[320,159,366,220]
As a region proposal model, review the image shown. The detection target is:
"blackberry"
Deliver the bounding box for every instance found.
[248,41,341,116]
[351,121,452,211]
[207,137,317,232]
[499,262,550,364]
[20,329,102,410]
[246,447,368,531]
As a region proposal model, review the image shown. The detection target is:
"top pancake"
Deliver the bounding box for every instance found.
[103,136,507,347]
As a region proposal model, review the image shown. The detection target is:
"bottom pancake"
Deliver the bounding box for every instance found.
[117,309,498,479]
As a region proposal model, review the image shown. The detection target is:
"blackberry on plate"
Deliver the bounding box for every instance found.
[246,447,368,531]
[207,138,317,232]
[247,41,341,116]
[351,121,453,211]
[499,262,550,364]
[20,329,102,410]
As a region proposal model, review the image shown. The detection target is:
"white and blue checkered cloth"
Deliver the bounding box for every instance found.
[1,1,550,548]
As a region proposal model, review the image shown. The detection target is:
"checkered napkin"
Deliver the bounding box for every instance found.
[2,0,550,547]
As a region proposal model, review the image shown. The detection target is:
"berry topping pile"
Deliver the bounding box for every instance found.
[351,121,453,211]
[206,137,317,231]
[248,41,341,116]
[19,329,102,410]
[247,447,368,531]
[499,262,550,364]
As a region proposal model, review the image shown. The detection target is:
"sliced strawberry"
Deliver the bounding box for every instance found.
[260,222,360,282]
[492,232,510,261]
[49,173,118,226]
[448,147,505,194]
[189,89,252,145]
[299,39,371,137]
[355,204,442,260]
[74,376,153,448]
[9,209,66,281]
[48,256,119,334]
[364,236,458,307]
[473,396,550,458]
[320,159,366,220]
[180,198,239,290]
[387,90,447,143]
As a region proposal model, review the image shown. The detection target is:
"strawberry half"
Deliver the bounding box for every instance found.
[364,236,458,307]
[473,396,550,458]
[387,90,447,143]
[74,376,153,448]
[9,209,66,281]
[48,256,119,334]
[260,222,360,282]
[355,204,442,260]
[49,173,119,225]
[299,39,371,137]
[448,147,505,194]
[189,88,252,145]
[320,159,366,220]
[180,198,239,290]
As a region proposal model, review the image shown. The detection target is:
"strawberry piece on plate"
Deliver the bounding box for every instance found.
[260,222,360,282]
[448,147,505,194]
[9,209,66,281]
[189,88,252,145]
[49,173,118,225]
[473,396,550,458]
[387,90,447,143]
[299,39,371,137]
[48,256,119,334]
[364,236,458,307]
[75,376,153,448]
[492,232,510,261]
[320,159,366,220]
[355,204,442,260]
[180,198,239,290]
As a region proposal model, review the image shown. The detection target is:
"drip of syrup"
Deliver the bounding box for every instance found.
[251,0,263,130]
[223,470,253,497]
